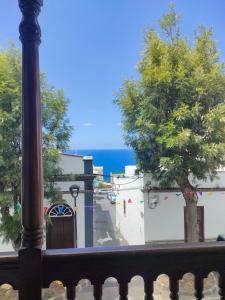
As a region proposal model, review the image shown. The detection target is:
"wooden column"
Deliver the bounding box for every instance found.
[18,1,43,299]
[84,156,94,247]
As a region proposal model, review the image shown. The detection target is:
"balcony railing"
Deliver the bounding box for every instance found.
[1,242,225,299]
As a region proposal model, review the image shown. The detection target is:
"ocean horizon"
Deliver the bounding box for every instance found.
[66,148,136,181]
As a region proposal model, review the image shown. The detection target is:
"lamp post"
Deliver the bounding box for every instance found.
[69,184,80,247]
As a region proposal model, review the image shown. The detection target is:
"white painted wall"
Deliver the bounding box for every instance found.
[144,190,225,243]
[144,170,225,243]
[44,154,87,248]
[115,167,225,245]
[58,153,84,174]
[114,173,145,245]
[0,236,14,252]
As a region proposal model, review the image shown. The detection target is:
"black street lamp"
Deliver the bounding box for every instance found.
[69,184,80,247]
[69,184,80,200]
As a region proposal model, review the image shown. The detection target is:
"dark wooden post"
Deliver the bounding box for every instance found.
[84,156,94,247]
[18,0,43,299]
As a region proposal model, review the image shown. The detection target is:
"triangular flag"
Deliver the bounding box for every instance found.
[176,193,181,197]
[198,191,203,196]
[207,192,212,196]
[164,196,168,200]
[74,207,79,212]
[15,201,21,212]
[43,207,48,213]
[188,191,194,198]
[128,198,132,203]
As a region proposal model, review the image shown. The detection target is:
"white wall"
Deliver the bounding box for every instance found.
[58,154,84,174]
[44,154,86,248]
[143,170,225,243]
[0,236,14,252]
[114,174,145,245]
[58,154,86,247]
[143,170,225,189]
[144,190,225,242]
[114,167,225,245]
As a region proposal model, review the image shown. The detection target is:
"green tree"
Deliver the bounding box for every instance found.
[116,4,225,242]
[0,44,72,249]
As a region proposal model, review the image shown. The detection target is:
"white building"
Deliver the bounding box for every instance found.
[113,166,225,245]
[112,166,145,245]
[93,166,103,181]
[0,153,94,252]
[44,153,94,249]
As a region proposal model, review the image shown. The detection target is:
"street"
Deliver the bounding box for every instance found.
[93,193,126,247]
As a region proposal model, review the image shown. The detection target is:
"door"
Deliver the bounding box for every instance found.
[46,204,75,249]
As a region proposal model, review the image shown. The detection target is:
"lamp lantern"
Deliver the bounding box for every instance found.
[69,184,80,200]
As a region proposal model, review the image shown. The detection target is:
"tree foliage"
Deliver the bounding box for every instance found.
[0,44,72,249]
[116,4,225,241]
[116,4,225,186]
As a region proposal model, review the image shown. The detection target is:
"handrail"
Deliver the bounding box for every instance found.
[44,241,225,256]
[42,242,225,299]
[1,242,225,299]
[0,251,18,261]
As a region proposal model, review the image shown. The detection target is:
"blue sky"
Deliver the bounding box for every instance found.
[1,1,225,149]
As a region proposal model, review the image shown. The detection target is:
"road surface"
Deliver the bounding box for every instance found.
[93,193,126,247]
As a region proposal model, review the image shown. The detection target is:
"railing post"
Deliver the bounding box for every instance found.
[18,0,43,299]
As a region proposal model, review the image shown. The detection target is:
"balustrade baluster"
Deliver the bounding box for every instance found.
[219,272,225,300]
[93,283,102,300]
[194,275,204,300]
[169,277,179,300]
[144,279,154,300]
[66,286,76,300]
[119,281,129,300]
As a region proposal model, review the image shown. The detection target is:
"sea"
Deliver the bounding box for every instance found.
[66,149,136,181]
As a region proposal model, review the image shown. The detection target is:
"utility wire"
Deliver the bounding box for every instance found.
[112,176,142,186]
[93,173,143,180]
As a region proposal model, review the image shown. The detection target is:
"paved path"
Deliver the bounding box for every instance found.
[93,193,126,246]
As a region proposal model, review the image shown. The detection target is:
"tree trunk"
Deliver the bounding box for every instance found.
[176,175,199,243]
[185,200,199,243]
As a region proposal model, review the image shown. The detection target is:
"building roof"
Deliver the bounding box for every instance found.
[61,152,83,158]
